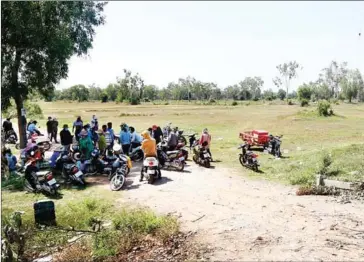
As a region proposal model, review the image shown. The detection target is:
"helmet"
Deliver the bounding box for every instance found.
[91,149,100,157]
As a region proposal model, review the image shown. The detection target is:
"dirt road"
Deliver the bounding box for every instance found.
[119,162,364,261]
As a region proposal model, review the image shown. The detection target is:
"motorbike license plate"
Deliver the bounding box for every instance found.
[204,153,210,158]
[48,178,57,186]
[75,171,83,178]
[147,169,155,174]
[179,156,185,161]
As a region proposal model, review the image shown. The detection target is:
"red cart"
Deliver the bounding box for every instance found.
[239,130,270,149]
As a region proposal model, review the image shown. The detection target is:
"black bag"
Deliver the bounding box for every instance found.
[34,200,56,226]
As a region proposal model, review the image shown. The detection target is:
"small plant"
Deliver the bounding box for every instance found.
[287,100,294,105]
[318,152,332,176]
[317,100,333,116]
[300,99,309,107]
[129,97,140,105]
[231,101,238,106]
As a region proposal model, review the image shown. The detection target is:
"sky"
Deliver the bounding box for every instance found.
[57,1,364,91]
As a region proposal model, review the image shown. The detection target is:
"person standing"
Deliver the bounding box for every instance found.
[199,128,213,161]
[91,115,98,131]
[2,118,13,133]
[167,128,178,151]
[60,124,73,151]
[46,116,53,140]
[152,125,163,144]
[119,125,131,155]
[72,116,83,142]
[98,130,107,155]
[51,117,59,143]
[107,122,114,148]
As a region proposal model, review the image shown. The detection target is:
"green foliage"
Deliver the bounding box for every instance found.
[320,61,348,98]
[317,100,333,116]
[318,152,333,176]
[2,100,43,119]
[263,89,276,101]
[129,96,140,105]
[275,61,302,100]
[231,101,238,106]
[341,69,363,103]
[277,89,286,100]
[101,93,108,103]
[300,99,309,107]
[297,84,312,101]
[287,99,294,105]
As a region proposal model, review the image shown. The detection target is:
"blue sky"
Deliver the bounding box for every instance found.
[57,1,364,91]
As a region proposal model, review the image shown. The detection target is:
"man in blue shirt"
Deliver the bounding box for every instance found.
[107,122,114,147]
[119,124,131,155]
[130,126,142,151]
[5,148,17,176]
[27,120,41,135]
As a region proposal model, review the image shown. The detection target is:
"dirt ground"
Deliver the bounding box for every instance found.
[114,161,364,261]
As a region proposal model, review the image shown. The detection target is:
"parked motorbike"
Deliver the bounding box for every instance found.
[109,167,126,191]
[266,135,282,158]
[192,141,212,168]
[76,149,110,176]
[141,157,161,184]
[188,134,197,150]
[238,144,259,171]
[157,142,185,171]
[23,160,60,196]
[129,146,144,162]
[70,144,81,161]
[16,133,51,151]
[62,163,86,186]
[5,129,18,144]
[162,123,187,145]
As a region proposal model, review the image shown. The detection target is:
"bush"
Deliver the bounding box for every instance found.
[318,153,332,176]
[101,94,108,103]
[317,100,333,116]
[300,99,309,107]
[287,100,294,105]
[231,101,238,106]
[129,97,140,105]
[297,84,312,101]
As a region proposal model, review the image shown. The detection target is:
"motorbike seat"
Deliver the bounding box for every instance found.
[35,170,50,177]
[166,150,179,155]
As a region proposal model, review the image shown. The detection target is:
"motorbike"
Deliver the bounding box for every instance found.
[62,163,86,186]
[70,143,81,161]
[266,135,282,158]
[129,146,144,162]
[157,142,185,171]
[238,144,260,171]
[141,156,161,184]
[76,149,111,176]
[109,167,126,191]
[162,123,187,145]
[5,129,18,144]
[106,153,132,180]
[23,160,60,196]
[16,132,51,151]
[192,141,212,168]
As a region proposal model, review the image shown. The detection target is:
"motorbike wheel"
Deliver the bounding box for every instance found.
[110,175,125,191]
[148,173,155,184]
[41,142,51,151]
[178,136,187,145]
[239,155,245,167]
[192,154,198,163]
[15,143,20,150]
[204,159,211,168]
[72,151,81,161]
[175,161,184,172]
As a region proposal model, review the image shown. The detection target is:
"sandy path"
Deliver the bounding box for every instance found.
[119,162,364,261]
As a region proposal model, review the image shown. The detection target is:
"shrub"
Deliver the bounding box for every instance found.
[300,99,309,107]
[231,101,238,106]
[129,97,140,105]
[287,100,294,105]
[297,84,312,101]
[101,94,108,103]
[318,153,332,176]
[317,100,333,116]
[208,98,216,103]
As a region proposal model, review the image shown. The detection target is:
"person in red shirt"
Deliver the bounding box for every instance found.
[199,128,213,161]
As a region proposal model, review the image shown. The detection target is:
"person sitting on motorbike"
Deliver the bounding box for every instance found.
[79,129,94,159]
[130,126,142,150]
[97,129,107,155]
[140,130,157,182]
[167,128,178,151]
[199,128,213,161]
[27,120,41,136]
[24,159,41,191]
[3,118,13,134]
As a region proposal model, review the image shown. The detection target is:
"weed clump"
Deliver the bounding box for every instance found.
[317,100,333,116]
[231,101,238,106]
[300,99,309,107]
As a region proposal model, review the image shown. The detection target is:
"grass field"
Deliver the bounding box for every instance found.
[34,100,364,185]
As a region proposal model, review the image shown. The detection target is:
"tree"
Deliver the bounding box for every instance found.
[105,84,118,101]
[239,77,263,101]
[1,1,106,148]
[224,85,240,100]
[321,61,348,98]
[274,61,302,101]
[88,84,103,101]
[277,89,286,100]
[143,85,158,101]
[297,84,313,101]
[341,69,363,103]
[116,69,145,105]
[263,89,276,101]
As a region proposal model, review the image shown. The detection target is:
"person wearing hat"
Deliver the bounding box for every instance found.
[79,128,94,159]
[60,124,73,151]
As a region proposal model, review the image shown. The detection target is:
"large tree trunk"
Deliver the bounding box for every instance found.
[12,50,27,149]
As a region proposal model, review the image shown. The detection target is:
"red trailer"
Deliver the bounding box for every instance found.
[239,130,270,149]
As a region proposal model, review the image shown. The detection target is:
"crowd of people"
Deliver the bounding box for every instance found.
[2,114,213,177]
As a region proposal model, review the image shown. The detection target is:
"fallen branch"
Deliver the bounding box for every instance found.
[192,215,205,223]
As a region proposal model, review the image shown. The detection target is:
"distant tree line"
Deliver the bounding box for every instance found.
[49,61,364,104]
